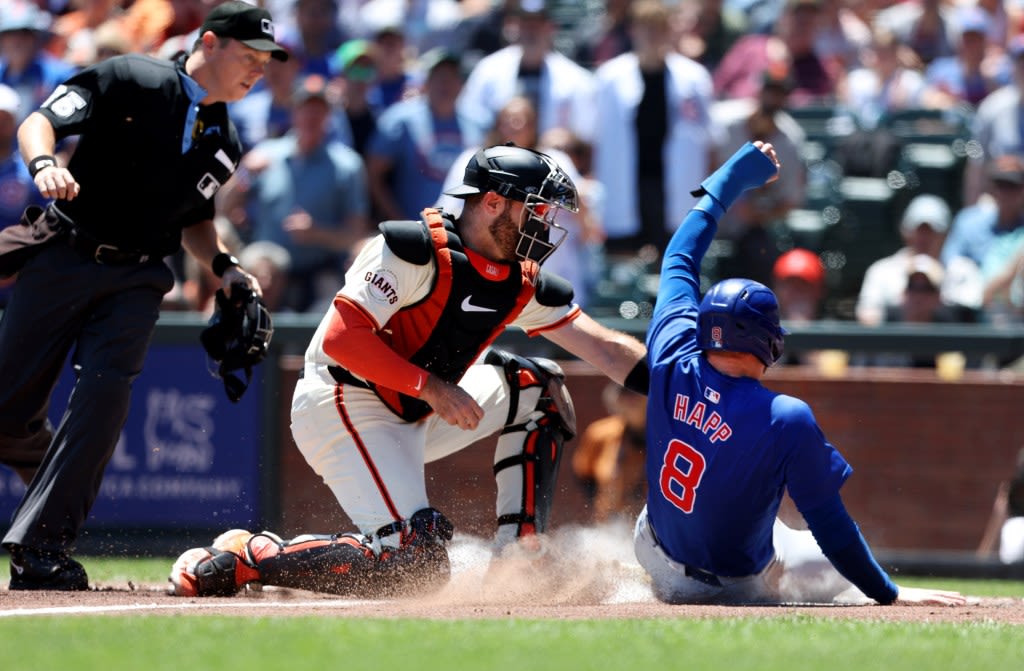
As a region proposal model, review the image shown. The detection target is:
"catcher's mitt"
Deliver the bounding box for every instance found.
[200,284,274,402]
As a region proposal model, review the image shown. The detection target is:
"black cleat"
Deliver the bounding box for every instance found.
[8,545,89,591]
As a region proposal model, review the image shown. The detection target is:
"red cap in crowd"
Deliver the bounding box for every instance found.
[773,248,825,287]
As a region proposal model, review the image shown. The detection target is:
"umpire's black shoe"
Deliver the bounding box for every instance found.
[8,545,89,591]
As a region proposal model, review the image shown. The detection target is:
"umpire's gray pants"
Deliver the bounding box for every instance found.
[0,241,172,552]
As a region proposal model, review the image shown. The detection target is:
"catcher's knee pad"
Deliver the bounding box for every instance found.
[169,546,250,597]
[486,350,576,540]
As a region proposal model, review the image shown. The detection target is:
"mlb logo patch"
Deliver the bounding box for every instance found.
[196,173,220,199]
[704,387,720,403]
[711,326,722,343]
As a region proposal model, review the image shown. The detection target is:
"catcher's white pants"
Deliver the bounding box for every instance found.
[633,505,868,605]
[291,362,544,549]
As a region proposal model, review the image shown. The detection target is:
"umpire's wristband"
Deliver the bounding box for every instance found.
[623,358,649,395]
[28,155,58,178]
[212,252,240,278]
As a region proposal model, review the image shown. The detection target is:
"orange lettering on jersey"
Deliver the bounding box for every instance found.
[686,401,706,429]
[673,394,689,422]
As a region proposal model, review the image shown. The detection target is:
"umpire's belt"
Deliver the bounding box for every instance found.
[65,221,152,266]
[327,365,371,389]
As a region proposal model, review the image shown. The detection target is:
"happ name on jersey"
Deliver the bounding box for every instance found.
[673,393,733,443]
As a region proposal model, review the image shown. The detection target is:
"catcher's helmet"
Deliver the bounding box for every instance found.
[444,143,578,264]
[697,278,787,367]
[200,286,274,402]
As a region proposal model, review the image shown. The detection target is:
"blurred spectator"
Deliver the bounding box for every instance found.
[977,447,1024,564]
[961,35,1024,206]
[773,247,826,324]
[0,1,76,124]
[858,194,983,326]
[237,240,293,314]
[149,0,225,61]
[677,0,748,73]
[328,39,379,160]
[279,0,346,77]
[367,47,476,221]
[571,381,647,524]
[713,0,840,107]
[977,0,1013,47]
[945,155,1024,267]
[572,0,634,71]
[230,42,302,151]
[923,6,1011,110]
[592,0,716,262]
[713,65,807,286]
[980,243,1024,324]
[814,0,871,70]
[366,26,415,115]
[891,254,959,325]
[223,74,372,313]
[358,0,461,56]
[457,0,597,144]
[85,19,131,63]
[449,0,516,72]
[873,0,957,66]
[839,26,929,130]
[859,253,962,368]
[46,0,125,67]
[0,83,46,307]
[437,96,600,307]
[121,0,209,57]
[540,124,606,302]
[772,247,827,367]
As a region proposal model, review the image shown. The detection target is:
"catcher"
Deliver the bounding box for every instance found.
[170,144,649,598]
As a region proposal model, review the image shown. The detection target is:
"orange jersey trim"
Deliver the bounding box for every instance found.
[324,296,429,397]
[524,305,582,337]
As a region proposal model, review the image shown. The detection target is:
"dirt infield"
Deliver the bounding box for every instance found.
[2,526,1023,623]
[3,584,1023,623]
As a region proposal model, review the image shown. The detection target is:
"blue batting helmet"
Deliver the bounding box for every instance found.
[697,278,787,367]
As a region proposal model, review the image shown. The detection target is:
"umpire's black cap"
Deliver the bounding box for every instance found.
[201,1,289,62]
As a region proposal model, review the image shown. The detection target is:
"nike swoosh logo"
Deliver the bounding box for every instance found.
[11,562,23,575]
[461,296,496,313]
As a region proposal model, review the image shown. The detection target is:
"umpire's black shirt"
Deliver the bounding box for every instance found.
[37,54,242,257]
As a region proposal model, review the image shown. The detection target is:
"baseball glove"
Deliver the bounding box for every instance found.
[200,284,274,402]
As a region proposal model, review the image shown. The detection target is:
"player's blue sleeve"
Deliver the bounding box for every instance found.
[650,143,780,363]
[656,142,780,317]
[803,494,899,605]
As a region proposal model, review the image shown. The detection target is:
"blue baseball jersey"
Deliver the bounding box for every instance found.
[644,206,852,577]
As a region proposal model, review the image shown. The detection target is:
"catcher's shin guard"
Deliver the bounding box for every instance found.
[258,508,454,598]
[371,507,454,597]
[486,350,577,542]
[252,532,381,596]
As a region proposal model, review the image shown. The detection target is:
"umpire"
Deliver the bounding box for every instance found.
[0,1,287,590]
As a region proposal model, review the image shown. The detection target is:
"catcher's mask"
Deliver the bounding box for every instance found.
[444,143,578,264]
[200,285,274,402]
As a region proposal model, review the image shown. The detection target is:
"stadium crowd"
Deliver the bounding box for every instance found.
[2,0,1024,336]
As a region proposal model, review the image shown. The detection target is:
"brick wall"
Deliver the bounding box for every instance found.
[276,360,1024,552]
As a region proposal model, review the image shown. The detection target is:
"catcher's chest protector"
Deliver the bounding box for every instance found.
[370,209,540,420]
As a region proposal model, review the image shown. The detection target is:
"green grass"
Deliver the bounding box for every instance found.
[2,558,1020,671]
[0,617,1019,670]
